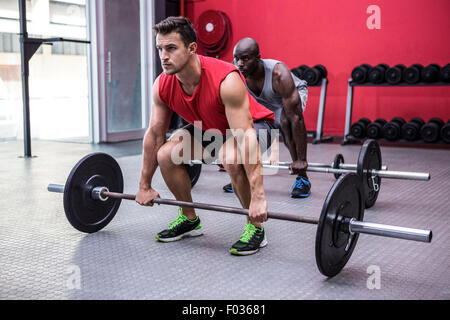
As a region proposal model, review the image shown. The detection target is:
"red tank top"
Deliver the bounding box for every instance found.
[158,55,274,135]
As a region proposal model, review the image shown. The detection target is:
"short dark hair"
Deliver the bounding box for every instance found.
[153,16,197,47]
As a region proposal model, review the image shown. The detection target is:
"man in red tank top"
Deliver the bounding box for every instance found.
[135,16,272,256]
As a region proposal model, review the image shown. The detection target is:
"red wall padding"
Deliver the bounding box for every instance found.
[185,0,450,135]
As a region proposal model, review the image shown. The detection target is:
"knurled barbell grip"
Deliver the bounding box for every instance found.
[102,191,319,224]
[49,184,432,244]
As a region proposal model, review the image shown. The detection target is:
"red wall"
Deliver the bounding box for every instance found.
[185,0,450,135]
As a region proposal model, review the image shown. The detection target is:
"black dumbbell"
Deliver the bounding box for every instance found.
[421,64,441,83]
[350,118,371,139]
[385,64,406,84]
[382,117,406,141]
[401,118,425,141]
[403,64,423,84]
[368,63,390,83]
[314,64,328,80]
[366,118,387,139]
[292,64,308,79]
[303,66,323,85]
[440,120,450,143]
[440,64,450,82]
[420,118,445,143]
[351,64,372,84]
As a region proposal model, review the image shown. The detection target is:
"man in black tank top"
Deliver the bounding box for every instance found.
[226,37,311,198]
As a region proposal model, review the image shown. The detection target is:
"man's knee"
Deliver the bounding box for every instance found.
[223,163,244,178]
[157,142,180,167]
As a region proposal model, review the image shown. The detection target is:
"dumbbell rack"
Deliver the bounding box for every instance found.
[308,78,333,144]
[342,79,450,145]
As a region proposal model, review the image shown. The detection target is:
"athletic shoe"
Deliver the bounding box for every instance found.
[230,223,268,256]
[290,176,311,198]
[155,208,203,242]
[223,182,233,193]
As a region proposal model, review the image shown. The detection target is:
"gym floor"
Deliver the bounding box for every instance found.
[0,139,449,300]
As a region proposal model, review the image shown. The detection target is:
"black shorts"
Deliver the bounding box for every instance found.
[175,119,283,162]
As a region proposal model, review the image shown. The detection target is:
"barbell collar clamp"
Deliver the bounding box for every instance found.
[92,186,110,201]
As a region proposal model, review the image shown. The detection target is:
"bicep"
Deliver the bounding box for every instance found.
[273,64,302,115]
[220,71,254,131]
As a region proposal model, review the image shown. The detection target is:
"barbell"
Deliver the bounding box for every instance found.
[188,139,431,209]
[48,152,432,278]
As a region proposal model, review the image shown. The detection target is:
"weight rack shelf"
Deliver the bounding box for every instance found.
[342,78,450,145]
[343,136,450,148]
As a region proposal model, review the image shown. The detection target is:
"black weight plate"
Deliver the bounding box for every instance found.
[441,64,450,82]
[367,122,383,139]
[314,64,328,78]
[351,66,367,83]
[357,139,382,208]
[315,173,364,277]
[350,121,366,139]
[441,122,450,143]
[420,123,440,142]
[383,122,402,141]
[368,66,385,83]
[63,153,123,233]
[332,154,344,179]
[386,66,402,84]
[303,67,320,85]
[403,66,420,84]
[184,163,202,188]
[402,122,420,141]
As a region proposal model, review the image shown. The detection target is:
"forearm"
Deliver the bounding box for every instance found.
[235,130,265,198]
[139,129,165,189]
[286,113,307,162]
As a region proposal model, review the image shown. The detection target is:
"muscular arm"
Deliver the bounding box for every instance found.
[220,71,265,199]
[272,63,308,167]
[139,77,173,190]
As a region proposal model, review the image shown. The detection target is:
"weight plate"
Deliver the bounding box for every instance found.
[332,154,344,179]
[351,66,367,83]
[386,66,402,84]
[402,122,420,141]
[357,139,382,209]
[197,10,227,46]
[63,153,123,233]
[185,163,202,188]
[315,173,364,277]
[367,122,382,139]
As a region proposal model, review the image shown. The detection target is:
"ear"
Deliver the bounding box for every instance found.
[189,42,197,54]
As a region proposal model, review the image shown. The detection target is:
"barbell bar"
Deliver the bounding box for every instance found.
[260,164,430,181]
[47,152,432,277]
[190,161,427,181]
[188,139,430,209]
[48,183,432,243]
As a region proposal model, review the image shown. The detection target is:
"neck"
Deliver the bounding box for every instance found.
[176,54,201,87]
[246,59,265,81]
